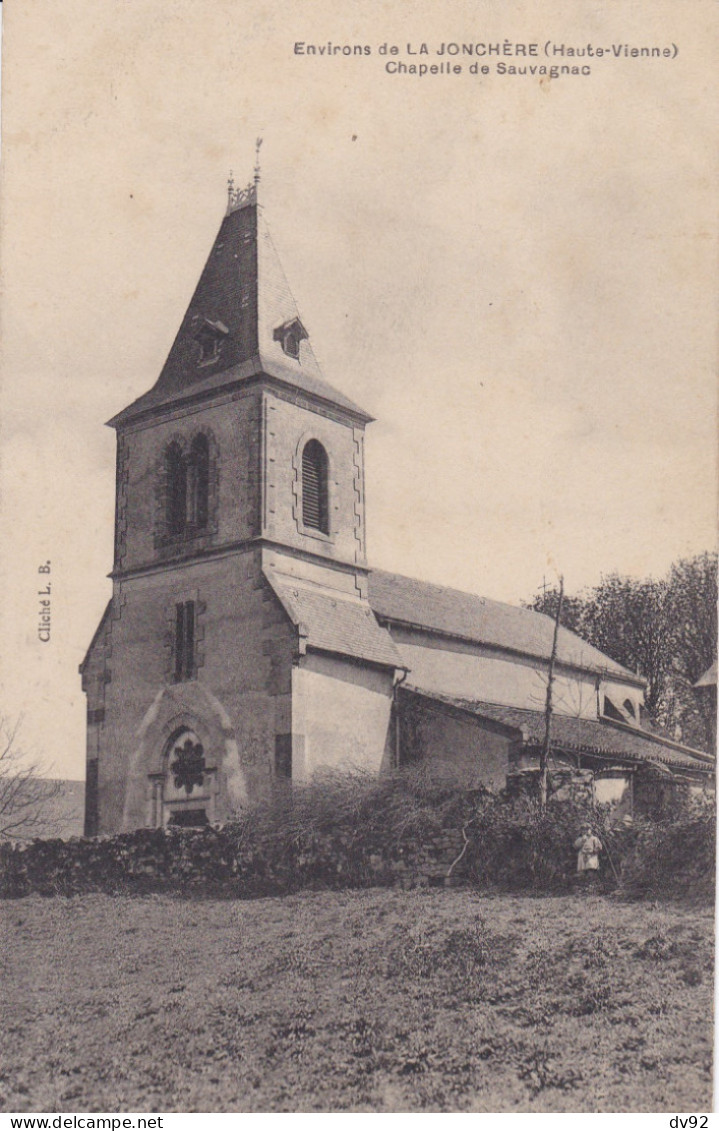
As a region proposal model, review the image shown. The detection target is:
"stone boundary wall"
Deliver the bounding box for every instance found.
[0,824,467,899]
[1,799,712,902]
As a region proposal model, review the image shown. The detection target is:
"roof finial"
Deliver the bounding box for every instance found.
[226,144,262,216]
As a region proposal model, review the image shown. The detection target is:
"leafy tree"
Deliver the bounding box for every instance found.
[579,574,671,720]
[666,553,718,684]
[664,552,718,748]
[526,552,717,751]
[531,587,586,637]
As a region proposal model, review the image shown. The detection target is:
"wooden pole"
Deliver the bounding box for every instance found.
[539,576,564,810]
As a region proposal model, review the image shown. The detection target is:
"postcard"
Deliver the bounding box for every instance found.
[0,0,715,1117]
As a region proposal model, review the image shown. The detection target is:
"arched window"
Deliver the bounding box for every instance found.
[163,433,212,541]
[157,727,210,828]
[166,442,187,538]
[187,434,210,530]
[302,439,329,534]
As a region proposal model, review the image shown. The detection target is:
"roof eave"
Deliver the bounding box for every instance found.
[521,737,711,773]
[106,359,373,430]
[305,642,405,673]
[401,686,713,773]
[257,360,374,423]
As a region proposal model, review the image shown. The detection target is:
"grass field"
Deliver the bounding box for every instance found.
[0,889,713,1113]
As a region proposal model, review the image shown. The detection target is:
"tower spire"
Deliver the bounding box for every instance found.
[109,150,373,428]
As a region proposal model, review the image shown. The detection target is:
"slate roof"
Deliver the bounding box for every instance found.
[110,199,370,427]
[401,686,714,772]
[265,571,404,670]
[79,599,112,674]
[368,569,642,685]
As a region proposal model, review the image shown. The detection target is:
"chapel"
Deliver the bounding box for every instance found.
[80,173,713,834]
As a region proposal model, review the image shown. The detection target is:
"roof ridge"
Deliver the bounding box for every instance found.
[369,569,642,685]
[371,566,489,604]
[372,566,580,626]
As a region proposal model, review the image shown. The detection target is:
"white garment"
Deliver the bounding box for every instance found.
[574,833,602,872]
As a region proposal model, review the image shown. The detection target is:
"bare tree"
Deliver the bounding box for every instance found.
[0,717,70,841]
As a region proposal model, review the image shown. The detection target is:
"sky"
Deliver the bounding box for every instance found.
[0,0,716,779]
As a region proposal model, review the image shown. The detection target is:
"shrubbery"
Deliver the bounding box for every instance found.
[0,771,714,902]
[611,802,716,903]
[462,793,605,890]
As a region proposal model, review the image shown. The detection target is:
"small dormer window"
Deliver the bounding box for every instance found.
[273,317,308,361]
[193,317,229,366]
[197,331,219,362]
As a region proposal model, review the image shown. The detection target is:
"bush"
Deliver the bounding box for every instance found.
[612,802,716,903]
[463,794,600,891]
[0,772,713,903]
[222,769,478,891]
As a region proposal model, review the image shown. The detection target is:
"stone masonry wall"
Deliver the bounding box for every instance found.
[0,823,466,900]
[93,547,297,833]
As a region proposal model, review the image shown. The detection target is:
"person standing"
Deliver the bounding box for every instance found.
[574,825,603,886]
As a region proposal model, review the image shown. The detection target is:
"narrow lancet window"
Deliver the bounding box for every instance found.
[187,434,210,529]
[166,443,187,538]
[173,600,196,682]
[163,433,213,543]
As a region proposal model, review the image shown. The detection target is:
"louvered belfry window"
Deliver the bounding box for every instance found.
[302,440,329,534]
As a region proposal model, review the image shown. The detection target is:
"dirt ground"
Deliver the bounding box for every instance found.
[0,888,713,1112]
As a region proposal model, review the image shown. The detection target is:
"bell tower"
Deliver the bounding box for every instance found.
[109,171,373,585]
[80,167,400,835]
